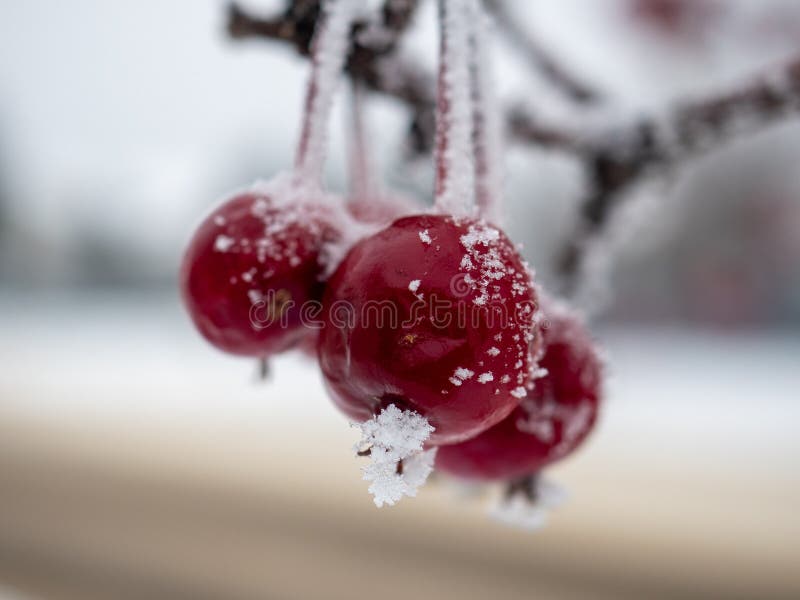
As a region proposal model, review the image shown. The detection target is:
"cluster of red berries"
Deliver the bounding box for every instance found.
[180,0,603,520]
[181,201,603,508]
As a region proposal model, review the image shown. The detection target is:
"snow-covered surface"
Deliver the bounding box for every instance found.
[0,291,798,600]
[0,292,797,478]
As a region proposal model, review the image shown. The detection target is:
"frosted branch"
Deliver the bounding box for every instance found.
[468,0,504,223]
[228,1,434,156]
[484,0,601,105]
[346,80,376,202]
[294,0,359,187]
[549,56,800,291]
[434,0,477,216]
[227,5,800,292]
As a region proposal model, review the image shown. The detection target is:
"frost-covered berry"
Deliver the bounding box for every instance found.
[435,301,602,481]
[181,186,339,357]
[318,213,542,446]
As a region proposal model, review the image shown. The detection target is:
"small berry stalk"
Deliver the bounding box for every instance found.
[181,0,360,359]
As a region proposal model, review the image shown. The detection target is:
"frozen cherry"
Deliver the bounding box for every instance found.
[181,186,339,357]
[318,213,542,445]
[435,301,603,481]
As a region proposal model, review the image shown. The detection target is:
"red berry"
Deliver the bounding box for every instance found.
[318,213,541,445]
[435,301,602,481]
[181,187,339,357]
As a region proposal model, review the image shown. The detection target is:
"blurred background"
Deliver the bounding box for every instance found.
[0,1,798,598]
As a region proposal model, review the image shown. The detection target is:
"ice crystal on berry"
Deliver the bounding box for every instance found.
[355,404,436,507]
[213,234,235,253]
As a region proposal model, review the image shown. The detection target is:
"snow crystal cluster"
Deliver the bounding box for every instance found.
[458,221,504,306]
[355,404,437,507]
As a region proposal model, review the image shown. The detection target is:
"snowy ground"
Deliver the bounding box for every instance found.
[1,291,796,469]
[0,291,798,598]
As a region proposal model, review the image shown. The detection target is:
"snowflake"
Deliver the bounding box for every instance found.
[354,404,436,507]
[453,367,475,380]
[510,386,527,399]
[214,234,235,252]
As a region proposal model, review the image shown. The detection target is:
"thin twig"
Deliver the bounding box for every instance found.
[227,1,435,154]
[484,0,601,105]
[226,3,800,291]
[549,56,800,288]
[504,473,538,502]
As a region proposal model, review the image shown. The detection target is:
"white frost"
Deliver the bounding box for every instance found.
[434,0,477,216]
[408,279,421,293]
[468,0,504,223]
[294,0,360,187]
[510,386,527,399]
[214,234,235,253]
[355,404,436,507]
[419,229,432,244]
[454,367,474,380]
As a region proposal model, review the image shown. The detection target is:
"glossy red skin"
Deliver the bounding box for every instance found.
[435,305,602,481]
[318,214,541,445]
[180,192,337,357]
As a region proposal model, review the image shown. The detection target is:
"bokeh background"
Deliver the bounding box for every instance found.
[1,1,798,599]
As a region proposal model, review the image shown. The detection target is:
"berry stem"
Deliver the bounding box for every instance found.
[257,357,271,381]
[504,473,539,502]
[293,0,359,191]
[434,0,476,216]
[346,79,377,203]
[468,0,504,223]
